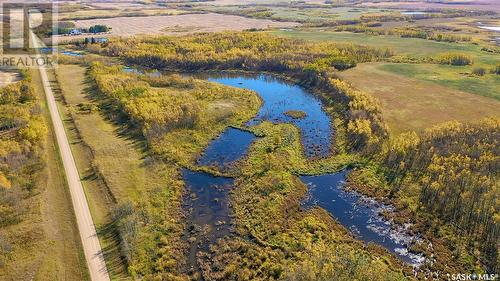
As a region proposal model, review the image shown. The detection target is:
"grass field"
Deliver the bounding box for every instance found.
[52,65,125,278]
[272,29,500,132]
[378,63,500,100]
[56,65,167,202]
[337,63,500,133]
[272,30,500,66]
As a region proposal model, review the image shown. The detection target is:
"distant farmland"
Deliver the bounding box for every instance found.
[73,13,298,36]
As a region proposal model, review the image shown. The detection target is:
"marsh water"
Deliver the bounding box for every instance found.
[205,73,333,158]
[196,127,256,169]
[301,171,425,266]
[175,73,423,270]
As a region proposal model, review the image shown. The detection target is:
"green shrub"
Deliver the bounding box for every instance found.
[472,67,486,76]
[493,65,500,75]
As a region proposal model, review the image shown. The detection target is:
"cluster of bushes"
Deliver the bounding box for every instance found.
[435,52,473,65]
[88,24,110,34]
[481,46,500,54]
[57,24,111,35]
[493,65,500,75]
[51,21,76,36]
[304,54,357,71]
[472,67,486,76]
[393,27,471,42]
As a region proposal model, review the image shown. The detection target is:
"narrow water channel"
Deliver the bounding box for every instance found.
[196,127,256,170]
[182,170,233,272]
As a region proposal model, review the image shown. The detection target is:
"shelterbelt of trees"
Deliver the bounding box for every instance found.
[333,24,473,43]
[0,72,47,267]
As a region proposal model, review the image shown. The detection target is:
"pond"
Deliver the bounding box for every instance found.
[401,11,428,15]
[478,26,500,32]
[201,73,334,159]
[123,66,161,77]
[61,51,84,57]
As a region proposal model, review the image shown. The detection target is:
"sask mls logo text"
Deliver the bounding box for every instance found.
[448,273,499,281]
[1,2,57,68]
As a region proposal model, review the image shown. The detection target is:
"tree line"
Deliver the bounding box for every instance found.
[383,118,499,273]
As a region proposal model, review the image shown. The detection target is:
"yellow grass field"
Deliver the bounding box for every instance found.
[337,62,500,134]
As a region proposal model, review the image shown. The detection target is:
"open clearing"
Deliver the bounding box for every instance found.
[337,63,500,134]
[0,71,21,88]
[378,63,500,100]
[73,13,298,36]
[272,30,499,65]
